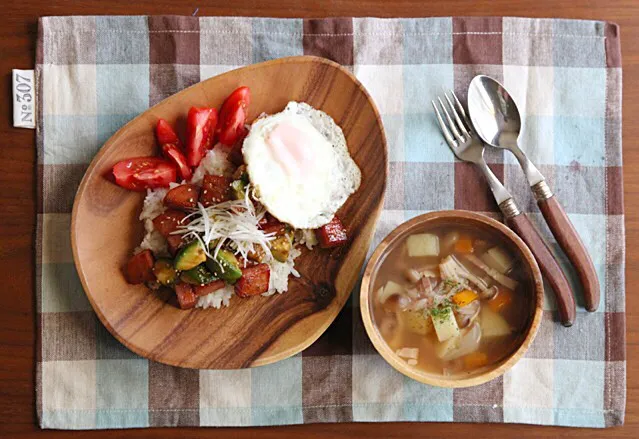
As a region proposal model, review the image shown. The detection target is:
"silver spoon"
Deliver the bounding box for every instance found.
[467,75,600,312]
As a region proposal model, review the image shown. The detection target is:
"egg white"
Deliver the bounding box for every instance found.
[242,102,361,229]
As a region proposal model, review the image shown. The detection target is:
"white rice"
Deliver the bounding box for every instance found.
[295,229,318,250]
[136,188,169,256]
[196,284,234,309]
[138,229,168,256]
[263,246,302,296]
[191,147,234,184]
[140,187,168,221]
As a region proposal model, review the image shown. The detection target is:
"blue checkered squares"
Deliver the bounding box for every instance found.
[402,378,453,421]
[553,116,605,166]
[554,67,606,117]
[251,18,303,63]
[402,18,453,65]
[251,356,303,425]
[96,64,150,115]
[96,17,149,64]
[553,360,605,427]
[404,113,456,163]
[43,116,98,165]
[96,359,149,428]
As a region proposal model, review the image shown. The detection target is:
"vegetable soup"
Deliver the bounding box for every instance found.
[371,226,533,377]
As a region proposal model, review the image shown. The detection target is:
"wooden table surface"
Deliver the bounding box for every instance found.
[1,0,636,437]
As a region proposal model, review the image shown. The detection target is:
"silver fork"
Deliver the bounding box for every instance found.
[432,93,514,215]
[432,92,577,327]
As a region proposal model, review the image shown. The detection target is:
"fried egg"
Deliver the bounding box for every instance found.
[242,102,361,229]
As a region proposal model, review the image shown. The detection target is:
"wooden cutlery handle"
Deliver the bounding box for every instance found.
[537,195,600,312]
[506,213,576,326]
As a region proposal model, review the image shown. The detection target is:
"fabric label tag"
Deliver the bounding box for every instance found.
[12,69,36,129]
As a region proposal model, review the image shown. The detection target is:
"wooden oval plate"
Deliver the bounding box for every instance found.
[71,56,387,369]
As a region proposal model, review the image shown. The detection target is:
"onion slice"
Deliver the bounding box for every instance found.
[462,254,519,290]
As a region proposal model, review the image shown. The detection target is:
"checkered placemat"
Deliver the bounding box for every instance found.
[35,16,625,429]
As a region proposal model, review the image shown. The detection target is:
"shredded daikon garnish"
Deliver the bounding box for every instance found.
[173,185,276,262]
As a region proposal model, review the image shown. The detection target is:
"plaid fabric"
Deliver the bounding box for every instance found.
[35,16,625,429]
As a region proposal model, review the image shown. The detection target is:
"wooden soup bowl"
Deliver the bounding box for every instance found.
[360,211,543,388]
[72,56,387,369]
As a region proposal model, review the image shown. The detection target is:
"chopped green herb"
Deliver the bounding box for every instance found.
[430,306,450,318]
[444,279,458,287]
[440,298,458,310]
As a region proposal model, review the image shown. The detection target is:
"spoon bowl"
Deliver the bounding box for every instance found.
[468,75,522,149]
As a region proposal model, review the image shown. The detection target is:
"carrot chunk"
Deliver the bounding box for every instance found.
[454,236,474,254]
[463,352,489,369]
[452,290,478,307]
[488,288,514,312]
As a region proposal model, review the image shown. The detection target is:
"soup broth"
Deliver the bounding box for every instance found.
[371,225,532,377]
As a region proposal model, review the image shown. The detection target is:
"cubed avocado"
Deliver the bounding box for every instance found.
[269,234,292,262]
[174,241,207,271]
[153,259,177,286]
[206,249,243,283]
[180,264,217,285]
[248,245,267,263]
[230,180,247,200]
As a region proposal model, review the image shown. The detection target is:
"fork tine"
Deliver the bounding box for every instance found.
[437,97,463,142]
[431,100,456,147]
[449,91,473,132]
[444,93,470,139]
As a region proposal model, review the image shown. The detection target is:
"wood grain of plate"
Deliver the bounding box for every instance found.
[71,56,388,369]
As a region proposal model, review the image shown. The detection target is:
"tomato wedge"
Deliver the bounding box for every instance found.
[156,119,181,147]
[161,143,192,181]
[216,86,251,146]
[186,107,217,167]
[112,157,177,191]
[227,130,249,166]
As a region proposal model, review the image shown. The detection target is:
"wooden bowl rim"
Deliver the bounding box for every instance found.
[70,55,388,369]
[360,210,544,388]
